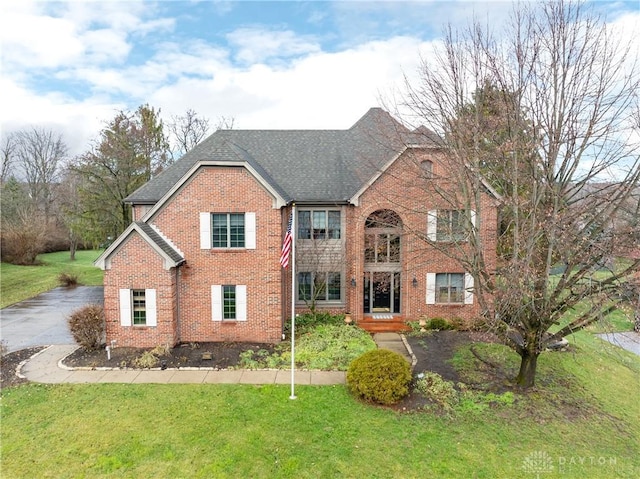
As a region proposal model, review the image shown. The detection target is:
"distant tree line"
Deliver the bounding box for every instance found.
[0,106,223,264]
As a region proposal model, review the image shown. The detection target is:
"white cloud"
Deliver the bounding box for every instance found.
[226,28,321,64]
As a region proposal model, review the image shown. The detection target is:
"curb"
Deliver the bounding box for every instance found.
[400,334,418,370]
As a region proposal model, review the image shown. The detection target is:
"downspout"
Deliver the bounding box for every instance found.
[175,265,182,344]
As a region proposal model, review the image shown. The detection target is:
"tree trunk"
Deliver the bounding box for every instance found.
[515,350,539,388]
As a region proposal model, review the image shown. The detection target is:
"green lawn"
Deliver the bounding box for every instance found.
[2,330,638,478]
[0,250,104,308]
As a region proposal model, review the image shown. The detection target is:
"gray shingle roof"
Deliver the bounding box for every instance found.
[135,222,185,264]
[126,108,439,205]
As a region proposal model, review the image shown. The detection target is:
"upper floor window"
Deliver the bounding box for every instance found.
[421,160,433,179]
[200,212,256,250]
[213,213,245,248]
[365,209,402,264]
[298,210,341,240]
[427,209,475,242]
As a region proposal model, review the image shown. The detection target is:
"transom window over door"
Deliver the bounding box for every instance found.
[364,210,402,265]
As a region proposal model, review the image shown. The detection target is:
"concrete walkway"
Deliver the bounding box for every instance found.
[373,332,417,368]
[17,345,347,385]
[16,333,414,385]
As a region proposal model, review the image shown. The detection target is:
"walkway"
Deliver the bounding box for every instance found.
[17,333,415,385]
[18,345,347,385]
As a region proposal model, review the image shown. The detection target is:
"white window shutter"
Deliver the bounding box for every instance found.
[245,212,256,249]
[426,273,436,304]
[145,289,157,326]
[200,212,211,249]
[464,274,474,304]
[119,289,131,326]
[427,210,437,241]
[236,285,247,321]
[211,285,222,321]
[470,210,477,234]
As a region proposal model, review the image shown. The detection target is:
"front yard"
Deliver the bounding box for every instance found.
[2,326,639,478]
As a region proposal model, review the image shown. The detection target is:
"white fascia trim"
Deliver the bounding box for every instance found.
[94,224,182,271]
[141,160,286,222]
[149,223,185,258]
[349,146,407,207]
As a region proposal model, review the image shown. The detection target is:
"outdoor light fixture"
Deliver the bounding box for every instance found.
[412,277,418,287]
[351,277,356,287]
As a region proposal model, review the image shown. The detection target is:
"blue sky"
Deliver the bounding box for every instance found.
[1,1,638,156]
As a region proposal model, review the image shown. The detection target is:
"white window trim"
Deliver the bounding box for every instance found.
[212,284,247,321]
[427,209,476,242]
[200,212,256,250]
[119,288,157,326]
[425,273,473,305]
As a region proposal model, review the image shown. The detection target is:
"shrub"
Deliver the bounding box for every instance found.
[285,311,345,335]
[58,272,79,287]
[132,350,160,369]
[427,317,453,330]
[67,304,105,351]
[347,349,412,405]
[415,371,459,411]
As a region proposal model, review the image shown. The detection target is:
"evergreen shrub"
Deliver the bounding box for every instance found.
[347,348,412,405]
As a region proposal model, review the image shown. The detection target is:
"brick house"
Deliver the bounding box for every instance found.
[95,108,498,347]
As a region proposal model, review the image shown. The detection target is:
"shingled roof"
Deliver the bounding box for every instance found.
[126,108,439,205]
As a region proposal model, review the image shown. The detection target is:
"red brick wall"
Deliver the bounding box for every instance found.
[349,148,498,327]
[103,233,178,348]
[151,166,283,343]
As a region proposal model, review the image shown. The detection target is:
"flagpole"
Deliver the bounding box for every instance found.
[289,203,297,400]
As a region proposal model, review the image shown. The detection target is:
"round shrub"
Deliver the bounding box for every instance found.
[346,349,412,405]
[68,304,105,351]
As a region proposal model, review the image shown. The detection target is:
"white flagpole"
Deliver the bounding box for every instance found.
[289,204,297,400]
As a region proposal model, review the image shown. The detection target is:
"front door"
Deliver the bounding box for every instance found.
[363,272,401,315]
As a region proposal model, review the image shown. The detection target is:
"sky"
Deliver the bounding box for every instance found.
[1,0,639,157]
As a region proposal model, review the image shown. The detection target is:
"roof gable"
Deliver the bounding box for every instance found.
[126,108,440,205]
[94,222,185,271]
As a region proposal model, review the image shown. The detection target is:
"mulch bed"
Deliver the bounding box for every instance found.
[62,342,275,370]
[1,346,46,389]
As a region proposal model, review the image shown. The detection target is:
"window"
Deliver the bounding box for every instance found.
[425,273,474,305]
[211,285,247,321]
[200,212,256,249]
[435,273,465,303]
[132,289,147,325]
[421,160,433,179]
[119,288,157,326]
[223,285,236,319]
[364,233,400,263]
[298,210,341,240]
[213,213,245,247]
[427,209,474,242]
[297,272,342,302]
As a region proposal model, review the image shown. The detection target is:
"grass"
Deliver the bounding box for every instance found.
[2,331,639,478]
[0,250,104,308]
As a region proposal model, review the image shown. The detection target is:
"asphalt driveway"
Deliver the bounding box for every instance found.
[0,286,103,353]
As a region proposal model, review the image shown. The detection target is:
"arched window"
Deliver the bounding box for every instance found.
[365,210,402,263]
[421,160,433,179]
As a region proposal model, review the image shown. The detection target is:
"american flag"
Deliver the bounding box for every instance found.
[280,211,293,268]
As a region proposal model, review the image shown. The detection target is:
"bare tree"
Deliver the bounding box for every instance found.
[168,109,212,160]
[14,127,68,221]
[1,132,17,182]
[394,0,639,387]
